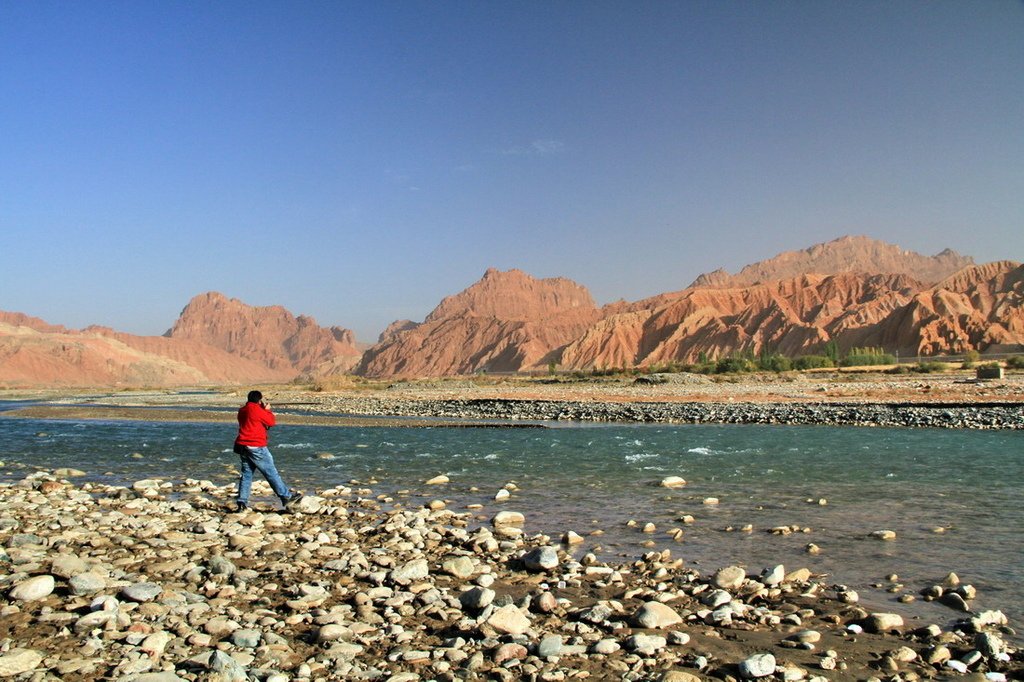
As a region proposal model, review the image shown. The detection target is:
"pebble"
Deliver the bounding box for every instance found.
[492,510,525,527]
[521,546,559,572]
[631,601,683,629]
[739,652,776,678]
[537,634,563,658]
[626,634,667,655]
[68,571,106,596]
[120,582,162,602]
[8,575,55,602]
[864,613,904,633]
[0,649,44,676]
[713,565,746,590]
[459,586,496,611]
[487,604,532,635]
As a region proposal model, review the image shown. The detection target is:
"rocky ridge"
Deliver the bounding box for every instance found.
[165,292,362,377]
[357,269,601,378]
[688,236,974,289]
[2,237,1022,385]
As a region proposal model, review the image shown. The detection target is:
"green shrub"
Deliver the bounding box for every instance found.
[912,361,946,374]
[757,352,792,372]
[715,357,756,374]
[840,346,896,367]
[794,355,834,370]
[1006,356,1024,369]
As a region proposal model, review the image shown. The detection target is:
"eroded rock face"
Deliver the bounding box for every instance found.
[560,260,1024,370]
[688,235,973,289]
[877,261,1024,356]
[165,292,362,376]
[560,271,926,367]
[357,269,601,378]
[2,237,1019,385]
[0,319,289,387]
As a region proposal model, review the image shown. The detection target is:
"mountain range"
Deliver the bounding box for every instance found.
[2,236,1021,386]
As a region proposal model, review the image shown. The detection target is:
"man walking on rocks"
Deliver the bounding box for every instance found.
[233,390,302,513]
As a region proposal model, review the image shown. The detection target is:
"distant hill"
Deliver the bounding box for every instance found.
[689,235,974,288]
[2,236,1020,386]
[356,268,601,378]
[165,292,362,377]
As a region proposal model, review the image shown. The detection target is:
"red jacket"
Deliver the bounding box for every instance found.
[235,402,276,447]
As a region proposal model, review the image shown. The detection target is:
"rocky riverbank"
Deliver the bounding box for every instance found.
[305,396,1024,429]
[1,470,1019,681]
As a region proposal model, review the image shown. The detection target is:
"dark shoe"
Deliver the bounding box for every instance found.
[282,491,303,508]
[233,502,247,513]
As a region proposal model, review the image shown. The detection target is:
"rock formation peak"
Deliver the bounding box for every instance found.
[165,292,361,376]
[689,235,974,289]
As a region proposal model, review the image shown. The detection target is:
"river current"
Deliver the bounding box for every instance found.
[2,407,1021,636]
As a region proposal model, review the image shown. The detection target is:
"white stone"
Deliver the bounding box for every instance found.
[491,511,525,527]
[487,604,531,635]
[9,575,55,602]
[631,601,683,629]
[739,653,777,678]
[0,649,44,677]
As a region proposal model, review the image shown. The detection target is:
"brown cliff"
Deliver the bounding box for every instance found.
[560,273,925,368]
[164,292,362,376]
[357,269,601,378]
[857,261,1024,356]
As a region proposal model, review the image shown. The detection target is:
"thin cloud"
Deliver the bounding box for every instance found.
[500,139,565,156]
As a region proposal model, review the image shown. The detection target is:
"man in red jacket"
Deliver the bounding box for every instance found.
[233,390,302,513]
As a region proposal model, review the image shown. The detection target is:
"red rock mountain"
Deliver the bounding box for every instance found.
[0,315,290,387]
[2,237,1020,385]
[357,269,601,378]
[690,235,974,288]
[0,293,360,387]
[165,292,362,376]
[856,261,1024,356]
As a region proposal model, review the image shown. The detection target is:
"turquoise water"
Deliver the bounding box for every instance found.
[2,408,1022,635]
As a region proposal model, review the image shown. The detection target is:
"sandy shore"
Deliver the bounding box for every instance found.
[1,470,1019,681]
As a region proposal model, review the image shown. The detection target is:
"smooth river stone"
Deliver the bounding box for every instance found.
[459,586,495,611]
[0,649,44,676]
[486,604,531,635]
[739,653,777,678]
[864,613,904,633]
[441,555,474,579]
[491,510,525,527]
[9,575,55,602]
[521,546,559,572]
[120,582,162,602]
[50,554,88,578]
[625,634,666,655]
[69,572,106,596]
[631,601,683,629]
[714,565,746,589]
[389,558,429,585]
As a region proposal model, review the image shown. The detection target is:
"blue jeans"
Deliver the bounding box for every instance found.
[236,445,291,505]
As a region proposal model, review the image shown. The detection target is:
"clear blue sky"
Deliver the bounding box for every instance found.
[2,1,1021,342]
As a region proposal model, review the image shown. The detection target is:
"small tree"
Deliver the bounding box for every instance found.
[823,339,839,364]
